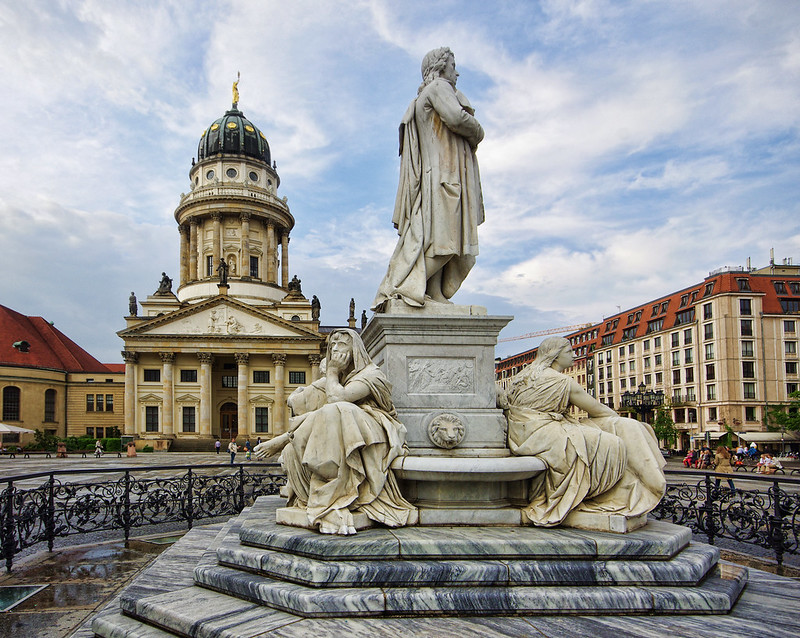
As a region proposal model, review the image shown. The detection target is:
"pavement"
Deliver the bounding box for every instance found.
[0,453,797,637]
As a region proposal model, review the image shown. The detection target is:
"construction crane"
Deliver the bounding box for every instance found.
[498,323,594,343]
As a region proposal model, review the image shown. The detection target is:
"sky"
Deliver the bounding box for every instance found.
[1,0,799,363]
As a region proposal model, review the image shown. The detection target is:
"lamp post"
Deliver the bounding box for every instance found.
[620,382,665,423]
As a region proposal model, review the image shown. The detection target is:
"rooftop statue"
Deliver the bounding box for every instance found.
[499,337,666,527]
[253,329,416,534]
[232,71,240,109]
[128,292,137,316]
[217,258,229,285]
[373,47,484,310]
[155,272,172,295]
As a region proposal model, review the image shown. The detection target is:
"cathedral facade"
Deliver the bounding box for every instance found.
[118,97,324,449]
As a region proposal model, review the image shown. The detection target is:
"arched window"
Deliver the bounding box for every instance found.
[44,389,56,422]
[3,386,21,421]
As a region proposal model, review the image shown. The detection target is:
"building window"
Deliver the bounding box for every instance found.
[606,351,612,363]
[619,362,626,373]
[686,387,696,401]
[221,375,238,388]
[672,370,681,384]
[629,376,635,387]
[143,369,161,382]
[787,362,798,375]
[739,298,752,315]
[706,384,716,400]
[787,383,799,395]
[598,367,604,380]
[145,406,159,432]
[622,327,637,341]
[207,255,214,276]
[704,323,713,340]
[742,341,754,357]
[703,303,713,320]
[706,364,715,380]
[743,383,756,399]
[786,320,797,333]
[180,369,197,383]
[671,351,680,366]
[601,335,613,346]
[2,386,20,421]
[651,305,660,317]
[661,301,669,314]
[679,294,689,308]
[654,336,662,348]
[737,278,751,291]
[785,341,797,355]
[250,256,259,278]
[684,329,693,345]
[289,371,306,385]
[644,374,651,385]
[781,299,800,314]
[740,320,753,336]
[671,333,679,348]
[644,357,651,368]
[646,319,664,334]
[106,394,114,413]
[86,394,94,412]
[628,344,635,355]
[791,282,800,295]
[655,354,662,366]
[704,282,715,297]
[774,281,787,294]
[643,340,650,351]
[674,309,696,326]
[685,367,694,383]
[96,395,104,412]
[255,407,269,433]
[685,348,693,364]
[599,382,605,394]
[182,406,196,432]
[742,361,755,378]
[708,407,717,421]
[745,406,758,422]
[607,381,613,393]
[44,389,56,422]
[704,343,714,360]
[629,360,636,371]
[253,370,270,384]
[620,378,627,389]
[655,372,663,385]
[619,347,625,356]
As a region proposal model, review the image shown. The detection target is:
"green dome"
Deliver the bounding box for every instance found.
[197,108,271,165]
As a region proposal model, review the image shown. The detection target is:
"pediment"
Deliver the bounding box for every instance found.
[139,393,163,403]
[120,297,319,339]
[249,394,274,405]
[176,394,200,403]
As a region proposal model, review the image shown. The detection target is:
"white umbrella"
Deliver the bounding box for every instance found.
[0,423,36,434]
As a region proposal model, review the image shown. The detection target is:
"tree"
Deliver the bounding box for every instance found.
[651,407,677,447]
[768,391,800,432]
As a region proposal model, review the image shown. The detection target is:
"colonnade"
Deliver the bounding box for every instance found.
[178,215,290,287]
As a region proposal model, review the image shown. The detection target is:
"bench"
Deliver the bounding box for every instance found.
[22,450,53,459]
[79,449,123,458]
[0,449,20,459]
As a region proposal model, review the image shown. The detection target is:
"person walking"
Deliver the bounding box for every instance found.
[714,445,736,494]
[227,438,238,465]
[214,439,221,455]
[244,439,252,461]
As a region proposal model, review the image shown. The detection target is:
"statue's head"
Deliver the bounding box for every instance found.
[420,47,456,89]
[428,413,465,449]
[535,336,574,370]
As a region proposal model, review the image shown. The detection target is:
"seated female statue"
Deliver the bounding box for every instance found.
[253,329,416,535]
[500,337,665,527]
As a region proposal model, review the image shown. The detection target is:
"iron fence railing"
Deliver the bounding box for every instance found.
[654,469,800,566]
[0,464,798,571]
[0,463,285,571]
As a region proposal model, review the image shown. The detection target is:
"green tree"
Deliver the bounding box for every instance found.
[651,407,677,447]
[768,391,800,432]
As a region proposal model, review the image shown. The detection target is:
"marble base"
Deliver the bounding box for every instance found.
[276,507,374,532]
[561,511,648,534]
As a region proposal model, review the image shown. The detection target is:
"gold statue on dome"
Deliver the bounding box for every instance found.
[232,71,240,108]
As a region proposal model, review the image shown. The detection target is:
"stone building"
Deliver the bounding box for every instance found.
[0,304,124,446]
[496,259,800,451]
[118,98,325,449]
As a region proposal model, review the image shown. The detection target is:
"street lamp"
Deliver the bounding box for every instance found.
[620,383,665,422]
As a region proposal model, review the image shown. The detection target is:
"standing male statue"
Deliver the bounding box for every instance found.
[373,47,484,310]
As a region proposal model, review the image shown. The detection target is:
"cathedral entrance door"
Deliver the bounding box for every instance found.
[220,402,238,440]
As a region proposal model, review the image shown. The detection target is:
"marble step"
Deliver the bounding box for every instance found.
[239,496,690,561]
[219,529,719,588]
[191,561,747,618]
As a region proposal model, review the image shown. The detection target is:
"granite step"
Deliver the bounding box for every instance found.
[220,528,719,588]
[192,561,747,618]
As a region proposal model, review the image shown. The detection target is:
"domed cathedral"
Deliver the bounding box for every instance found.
[119,82,325,451]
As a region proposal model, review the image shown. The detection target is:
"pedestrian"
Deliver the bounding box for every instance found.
[713,445,735,494]
[94,439,104,458]
[227,438,238,465]
[244,438,252,461]
[214,439,221,455]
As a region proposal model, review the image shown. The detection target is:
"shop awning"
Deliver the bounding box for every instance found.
[737,431,800,443]
[690,431,726,440]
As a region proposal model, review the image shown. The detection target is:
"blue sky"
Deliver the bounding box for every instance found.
[1,0,798,362]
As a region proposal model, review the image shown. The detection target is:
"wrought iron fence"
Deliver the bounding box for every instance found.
[1,464,798,572]
[0,463,285,571]
[654,469,800,566]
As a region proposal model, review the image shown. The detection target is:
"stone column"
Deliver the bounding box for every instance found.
[178,225,189,287]
[272,353,286,434]
[198,353,213,435]
[212,213,221,279]
[281,231,290,288]
[122,351,138,436]
[160,352,175,436]
[309,354,322,382]
[235,353,249,435]
[266,220,276,283]
[189,217,198,281]
[240,213,251,278]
